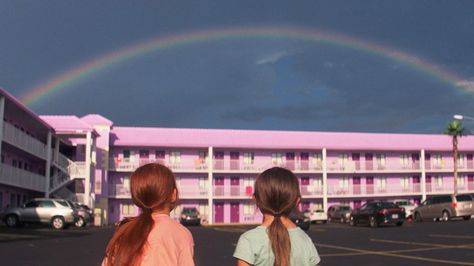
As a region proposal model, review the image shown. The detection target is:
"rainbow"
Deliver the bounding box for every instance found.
[20,26,470,106]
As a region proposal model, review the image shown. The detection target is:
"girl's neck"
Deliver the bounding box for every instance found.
[261,214,297,229]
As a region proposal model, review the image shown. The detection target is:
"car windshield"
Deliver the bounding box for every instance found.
[395,201,412,206]
[339,206,351,211]
[375,202,398,209]
[56,200,69,207]
[315,210,324,213]
[182,208,198,214]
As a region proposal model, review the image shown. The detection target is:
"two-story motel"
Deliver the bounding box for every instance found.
[1,87,473,225]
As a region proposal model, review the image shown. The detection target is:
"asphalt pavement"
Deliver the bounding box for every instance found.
[1,219,473,266]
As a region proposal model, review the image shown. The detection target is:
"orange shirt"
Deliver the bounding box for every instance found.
[103,214,195,266]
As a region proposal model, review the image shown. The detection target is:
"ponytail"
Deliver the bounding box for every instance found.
[106,209,155,266]
[268,215,291,266]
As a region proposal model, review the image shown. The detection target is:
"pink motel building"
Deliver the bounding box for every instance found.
[1,87,474,225]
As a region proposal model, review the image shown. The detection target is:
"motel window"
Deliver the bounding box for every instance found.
[435,176,443,187]
[457,175,465,186]
[198,177,207,190]
[432,154,442,168]
[400,154,409,168]
[18,161,22,169]
[458,154,465,168]
[12,160,17,167]
[123,150,130,162]
[311,153,322,168]
[338,154,349,165]
[243,203,255,215]
[243,152,254,165]
[169,152,181,164]
[339,177,349,189]
[271,153,283,165]
[199,204,208,216]
[10,194,15,207]
[122,203,136,216]
[95,178,102,194]
[376,177,387,189]
[376,154,386,168]
[198,151,208,161]
[155,150,165,159]
[139,150,149,159]
[400,177,410,189]
[313,178,323,189]
[175,176,181,189]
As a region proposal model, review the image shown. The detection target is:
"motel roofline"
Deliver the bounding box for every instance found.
[109,126,474,151]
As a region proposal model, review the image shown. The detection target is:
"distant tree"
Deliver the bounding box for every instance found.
[444,120,467,195]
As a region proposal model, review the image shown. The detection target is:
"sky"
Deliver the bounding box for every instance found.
[1,0,474,133]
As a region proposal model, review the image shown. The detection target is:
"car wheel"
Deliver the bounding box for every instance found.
[5,215,19,227]
[396,222,403,227]
[75,216,86,228]
[414,212,422,223]
[340,217,345,223]
[349,217,357,226]
[327,216,332,223]
[441,211,450,222]
[51,216,65,230]
[463,216,471,221]
[369,216,378,228]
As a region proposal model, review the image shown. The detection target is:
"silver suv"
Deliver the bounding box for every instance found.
[1,198,79,229]
[413,194,474,222]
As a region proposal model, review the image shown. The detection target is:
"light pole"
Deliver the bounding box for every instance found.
[453,114,474,121]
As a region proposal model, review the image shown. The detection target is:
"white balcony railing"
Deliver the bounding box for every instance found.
[68,161,86,178]
[328,184,422,196]
[0,163,45,192]
[109,184,131,198]
[213,185,254,197]
[2,122,47,159]
[178,185,208,198]
[110,158,208,172]
[300,185,323,196]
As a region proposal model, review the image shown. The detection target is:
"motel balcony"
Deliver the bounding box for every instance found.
[425,182,474,194]
[2,121,48,159]
[300,185,323,197]
[0,163,45,192]
[52,153,87,178]
[108,184,209,199]
[213,185,254,198]
[327,184,422,197]
[212,160,323,172]
[327,161,421,173]
[109,158,208,172]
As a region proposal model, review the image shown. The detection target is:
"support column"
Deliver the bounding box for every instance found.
[84,131,92,207]
[207,146,214,225]
[421,149,426,201]
[54,138,60,166]
[322,148,328,212]
[45,132,52,197]
[0,97,5,165]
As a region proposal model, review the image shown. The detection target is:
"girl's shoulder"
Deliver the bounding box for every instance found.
[153,216,193,239]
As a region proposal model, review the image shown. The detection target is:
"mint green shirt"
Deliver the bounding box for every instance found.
[233,226,320,266]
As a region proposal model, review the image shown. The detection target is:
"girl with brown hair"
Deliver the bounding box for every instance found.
[233,167,320,266]
[103,163,194,266]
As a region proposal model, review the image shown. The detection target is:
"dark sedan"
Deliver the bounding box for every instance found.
[350,201,405,228]
[289,210,311,231]
[179,207,201,226]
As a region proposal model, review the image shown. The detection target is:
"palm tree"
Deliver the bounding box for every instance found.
[444,120,467,196]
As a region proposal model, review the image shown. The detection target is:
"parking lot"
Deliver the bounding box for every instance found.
[0,219,473,266]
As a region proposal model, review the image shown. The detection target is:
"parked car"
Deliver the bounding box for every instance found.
[308,209,328,224]
[68,201,93,227]
[413,194,474,222]
[391,199,417,219]
[0,198,79,230]
[289,210,310,231]
[327,205,352,223]
[350,201,405,228]
[179,207,201,226]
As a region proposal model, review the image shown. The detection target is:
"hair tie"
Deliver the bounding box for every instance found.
[273,212,282,218]
[144,207,153,214]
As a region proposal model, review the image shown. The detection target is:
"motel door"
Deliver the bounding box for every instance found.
[230,202,240,223]
[412,154,420,169]
[352,154,360,170]
[230,152,240,170]
[231,177,240,196]
[413,176,420,192]
[365,154,373,170]
[214,202,224,223]
[425,154,431,170]
[468,175,474,190]
[286,153,296,170]
[300,177,310,196]
[467,154,473,169]
[366,177,374,194]
[214,177,224,196]
[425,175,432,192]
[353,177,361,195]
[300,153,309,170]
[214,152,224,170]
